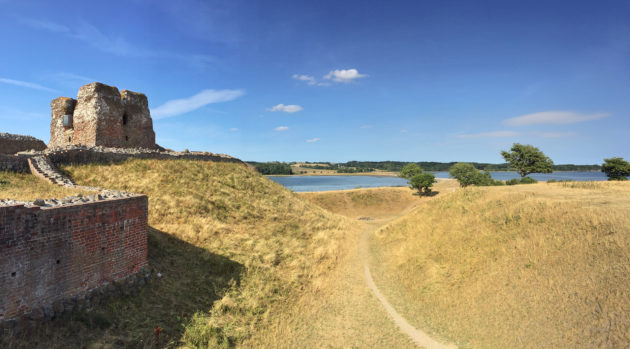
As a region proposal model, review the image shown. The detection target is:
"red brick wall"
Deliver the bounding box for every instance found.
[0,196,148,321]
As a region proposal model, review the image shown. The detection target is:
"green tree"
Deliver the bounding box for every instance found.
[501,143,553,179]
[449,162,483,187]
[399,163,423,179]
[601,157,630,181]
[409,173,436,195]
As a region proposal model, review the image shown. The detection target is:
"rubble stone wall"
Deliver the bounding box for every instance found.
[0,195,148,322]
[0,133,47,155]
[49,82,157,149]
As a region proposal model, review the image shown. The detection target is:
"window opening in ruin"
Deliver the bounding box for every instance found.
[11,272,16,277]
[126,136,129,141]
[68,137,71,142]
[56,259,61,264]
[123,113,128,125]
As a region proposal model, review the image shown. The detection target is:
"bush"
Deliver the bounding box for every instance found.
[602,157,630,181]
[409,173,436,195]
[449,163,503,187]
[520,177,538,184]
[506,177,537,185]
[506,178,520,186]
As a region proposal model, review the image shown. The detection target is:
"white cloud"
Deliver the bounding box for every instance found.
[152,89,244,119]
[230,128,238,132]
[292,74,316,85]
[457,130,519,139]
[0,78,58,92]
[360,125,373,129]
[323,69,367,83]
[275,126,289,131]
[267,104,303,113]
[503,111,609,126]
[400,129,408,133]
[306,137,320,143]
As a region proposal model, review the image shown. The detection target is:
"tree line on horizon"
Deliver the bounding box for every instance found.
[248,160,602,175]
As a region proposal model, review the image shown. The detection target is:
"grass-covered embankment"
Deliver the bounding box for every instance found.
[3,159,350,348]
[0,171,91,201]
[371,181,630,348]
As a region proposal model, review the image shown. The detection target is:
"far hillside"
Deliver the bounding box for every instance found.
[371,181,630,348]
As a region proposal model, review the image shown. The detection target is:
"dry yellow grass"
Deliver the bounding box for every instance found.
[2,159,351,348]
[371,181,630,348]
[0,171,91,201]
[299,180,458,219]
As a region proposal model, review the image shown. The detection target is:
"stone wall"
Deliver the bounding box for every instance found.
[0,195,148,323]
[49,82,157,149]
[0,133,47,155]
[0,146,244,173]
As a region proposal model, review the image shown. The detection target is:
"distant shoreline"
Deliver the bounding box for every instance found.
[266,170,603,177]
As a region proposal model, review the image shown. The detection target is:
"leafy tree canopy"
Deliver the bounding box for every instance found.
[501,143,553,178]
[602,157,630,181]
[409,173,435,195]
[399,163,423,179]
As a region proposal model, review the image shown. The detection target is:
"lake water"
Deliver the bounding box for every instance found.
[269,171,609,192]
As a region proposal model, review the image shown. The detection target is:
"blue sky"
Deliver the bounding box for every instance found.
[1,0,628,163]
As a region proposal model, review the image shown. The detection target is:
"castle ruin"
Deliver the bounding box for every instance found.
[49,82,157,149]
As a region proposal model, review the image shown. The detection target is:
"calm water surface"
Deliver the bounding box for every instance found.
[269,171,608,192]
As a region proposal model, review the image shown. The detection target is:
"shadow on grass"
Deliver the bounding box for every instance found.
[412,190,440,197]
[2,227,243,349]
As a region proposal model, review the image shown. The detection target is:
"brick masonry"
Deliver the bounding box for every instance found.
[0,195,148,322]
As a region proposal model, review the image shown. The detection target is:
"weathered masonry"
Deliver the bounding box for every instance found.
[0,133,46,155]
[49,82,157,149]
[0,195,148,323]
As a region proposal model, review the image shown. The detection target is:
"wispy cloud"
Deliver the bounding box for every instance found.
[456,130,519,139]
[152,89,244,119]
[400,129,408,133]
[19,17,215,67]
[267,104,303,113]
[41,72,95,87]
[503,111,609,126]
[18,17,70,33]
[275,126,289,131]
[324,69,367,83]
[306,137,320,143]
[360,125,373,129]
[532,131,577,138]
[0,78,58,92]
[292,74,316,86]
[230,128,238,132]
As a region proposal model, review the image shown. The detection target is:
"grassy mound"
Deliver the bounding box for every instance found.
[372,181,630,348]
[299,181,458,219]
[0,171,91,201]
[3,159,349,348]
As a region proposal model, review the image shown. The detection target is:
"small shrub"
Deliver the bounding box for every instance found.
[547,179,557,183]
[506,178,520,186]
[520,177,538,184]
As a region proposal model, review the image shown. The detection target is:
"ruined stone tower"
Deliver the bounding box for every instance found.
[49,82,157,149]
